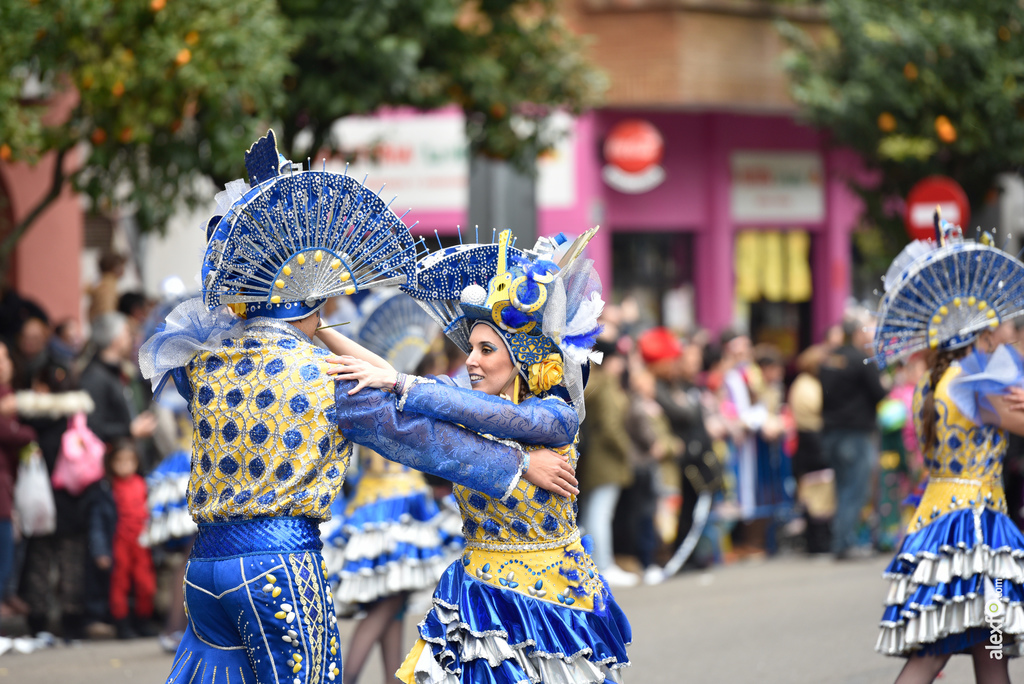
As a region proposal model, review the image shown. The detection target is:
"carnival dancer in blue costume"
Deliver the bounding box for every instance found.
[138,131,575,684]
[331,227,632,683]
[873,217,1024,683]
[322,289,454,683]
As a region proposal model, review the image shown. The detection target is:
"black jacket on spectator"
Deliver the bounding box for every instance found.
[819,344,888,433]
[79,358,132,444]
[83,478,116,562]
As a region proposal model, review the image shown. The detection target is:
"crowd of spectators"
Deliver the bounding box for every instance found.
[0,251,171,652]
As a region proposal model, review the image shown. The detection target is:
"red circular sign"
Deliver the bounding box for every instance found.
[603,120,663,174]
[904,176,970,241]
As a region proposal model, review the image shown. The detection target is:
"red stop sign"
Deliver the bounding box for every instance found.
[603,120,663,174]
[904,176,970,241]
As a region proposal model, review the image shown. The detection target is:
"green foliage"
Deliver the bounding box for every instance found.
[0,0,602,255]
[278,0,605,171]
[0,0,294,236]
[781,0,1024,263]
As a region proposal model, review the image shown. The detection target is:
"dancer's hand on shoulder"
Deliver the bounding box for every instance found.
[523,448,578,498]
[1006,386,1024,412]
[327,355,398,395]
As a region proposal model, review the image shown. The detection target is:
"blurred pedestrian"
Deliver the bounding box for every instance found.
[87,251,125,323]
[16,359,96,641]
[820,317,887,560]
[788,344,832,554]
[579,339,638,587]
[103,439,156,639]
[0,341,37,622]
[10,316,52,391]
[620,363,678,584]
[79,313,156,446]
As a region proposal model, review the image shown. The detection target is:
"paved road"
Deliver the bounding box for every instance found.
[1,554,1019,683]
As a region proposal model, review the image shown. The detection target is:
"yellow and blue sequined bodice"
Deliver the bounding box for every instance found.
[453,442,577,551]
[909,366,1007,532]
[186,319,350,523]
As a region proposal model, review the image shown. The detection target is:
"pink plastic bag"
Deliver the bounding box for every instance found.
[51,413,105,496]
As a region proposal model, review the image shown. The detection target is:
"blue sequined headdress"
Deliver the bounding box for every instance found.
[402,227,604,418]
[352,288,441,375]
[201,130,419,321]
[873,216,1024,368]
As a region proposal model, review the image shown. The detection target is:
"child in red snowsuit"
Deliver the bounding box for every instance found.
[104,439,155,638]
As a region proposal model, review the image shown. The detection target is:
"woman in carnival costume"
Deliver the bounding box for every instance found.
[139,131,575,684]
[322,290,455,683]
[332,227,632,683]
[873,217,1024,683]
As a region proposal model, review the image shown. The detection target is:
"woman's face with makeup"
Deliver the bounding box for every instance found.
[466,324,517,397]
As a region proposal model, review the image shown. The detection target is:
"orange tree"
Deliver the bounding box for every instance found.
[781,0,1024,272]
[277,0,604,170]
[0,0,292,270]
[0,0,602,275]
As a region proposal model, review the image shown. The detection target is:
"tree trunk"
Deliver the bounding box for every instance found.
[0,146,70,281]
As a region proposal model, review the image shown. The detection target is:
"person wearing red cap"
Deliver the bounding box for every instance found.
[639,329,719,569]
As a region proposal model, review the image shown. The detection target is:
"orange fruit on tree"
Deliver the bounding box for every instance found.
[119,127,133,144]
[935,116,956,143]
[111,81,125,97]
[0,144,11,162]
[91,128,107,145]
[904,62,919,81]
[175,49,191,66]
[151,0,166,11]
[877,112,897,132]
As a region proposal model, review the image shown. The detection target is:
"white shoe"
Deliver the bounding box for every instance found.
[12,637,35,654]
[0,636,11,657]
[643,565,665,586]
[601,564,640,587]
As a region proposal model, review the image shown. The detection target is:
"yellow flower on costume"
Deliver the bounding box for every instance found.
[528,354,563,394]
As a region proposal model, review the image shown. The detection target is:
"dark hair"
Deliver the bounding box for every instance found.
[117,292,147,318]
[702,343,723,372]
[104,438,138,477]
[98,251,126,274]
[719,328,740,347]
[33,361,72,393]
[921,347,968,449]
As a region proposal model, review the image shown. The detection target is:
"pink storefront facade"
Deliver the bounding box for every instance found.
[405,109,864,346]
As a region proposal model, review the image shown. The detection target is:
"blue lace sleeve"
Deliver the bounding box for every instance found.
[334,380,524,500]
[948,344,1024,425]
[400,382,578,447]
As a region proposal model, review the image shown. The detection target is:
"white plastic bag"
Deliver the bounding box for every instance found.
[13,444,56,537]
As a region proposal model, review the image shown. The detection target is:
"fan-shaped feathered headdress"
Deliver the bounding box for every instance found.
[352,288,441,375]
[874,216,1024,368]
[201,130,420,321]
[402,227,604,419]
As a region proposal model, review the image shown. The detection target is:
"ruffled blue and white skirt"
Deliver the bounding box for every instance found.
[399,542,632,684]
[323,489,451,608]
[878,506,1024,657]
[142,450,198,548]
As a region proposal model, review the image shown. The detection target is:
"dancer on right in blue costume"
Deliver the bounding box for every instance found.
[332,227,632,683]
[322,289,453,683]
[873,215,1024,683]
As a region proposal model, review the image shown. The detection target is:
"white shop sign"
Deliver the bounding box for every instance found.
[327,111,575,213]
[730,151,825,223]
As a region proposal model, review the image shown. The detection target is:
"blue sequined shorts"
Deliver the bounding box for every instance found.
[166,517,343,684]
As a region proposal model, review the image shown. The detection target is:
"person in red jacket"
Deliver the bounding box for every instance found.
[104,439,155,638]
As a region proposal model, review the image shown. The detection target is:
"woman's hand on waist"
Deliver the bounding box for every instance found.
[524,448,578,498]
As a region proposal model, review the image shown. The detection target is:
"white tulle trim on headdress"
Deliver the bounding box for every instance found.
[138,297,245,397]
[541,256,605,421]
